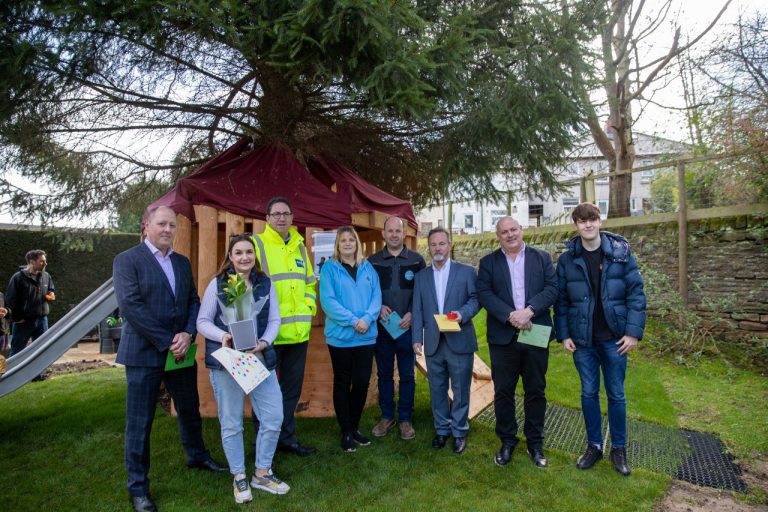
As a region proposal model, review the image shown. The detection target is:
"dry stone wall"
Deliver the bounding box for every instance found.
[418,214,768,340]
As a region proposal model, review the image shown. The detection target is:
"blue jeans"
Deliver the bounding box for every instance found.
[209,368,283,474]
[10,317,48,357]
[572,340,628,449]
[374,329,415,422]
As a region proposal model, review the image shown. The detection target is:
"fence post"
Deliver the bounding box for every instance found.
[580,171,596,204]
[677,163,688,305]
[479,200,484,233]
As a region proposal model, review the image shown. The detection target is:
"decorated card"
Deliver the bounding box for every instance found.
[211,346,270,394]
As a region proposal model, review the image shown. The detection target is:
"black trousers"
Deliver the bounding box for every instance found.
[124,364,209,496]
[489,340,549,449]
[328,344,375,433]
[252,341,309,446]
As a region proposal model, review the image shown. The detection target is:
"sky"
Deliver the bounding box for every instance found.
[0,0,763,228]
[630,0,764,139]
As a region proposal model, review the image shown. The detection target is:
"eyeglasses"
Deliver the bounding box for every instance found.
[268,212,293,218]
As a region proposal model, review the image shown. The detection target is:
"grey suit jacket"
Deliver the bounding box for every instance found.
[411,260,479,357]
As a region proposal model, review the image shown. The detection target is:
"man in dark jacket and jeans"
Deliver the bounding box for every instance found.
[6,250,55,364]
[554,203,645,476]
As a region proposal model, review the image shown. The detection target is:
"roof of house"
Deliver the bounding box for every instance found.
[567,132,690,160]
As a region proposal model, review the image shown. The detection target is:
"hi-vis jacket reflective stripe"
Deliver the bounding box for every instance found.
[252,224,316,345]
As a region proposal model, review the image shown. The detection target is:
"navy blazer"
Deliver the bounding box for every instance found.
[477,246,558,345]
[113,243,200,367]
[411,260,479,357]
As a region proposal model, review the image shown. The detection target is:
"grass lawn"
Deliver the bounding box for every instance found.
[1,312,764,511]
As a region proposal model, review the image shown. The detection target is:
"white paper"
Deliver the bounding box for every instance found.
[211,347,270,394]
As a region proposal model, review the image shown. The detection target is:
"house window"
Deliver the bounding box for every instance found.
[640,170,655,183]
[594,161,609,184]
[640,160,655,183]
[631,198,637,211]
[464,214,474,229]
[490,209,507,226]
[598,200,609,216]
[562,197,579,210]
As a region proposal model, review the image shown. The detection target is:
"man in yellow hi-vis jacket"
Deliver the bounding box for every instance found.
[251,197,318,456]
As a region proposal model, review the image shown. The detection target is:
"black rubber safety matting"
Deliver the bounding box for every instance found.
[474,401,746,491]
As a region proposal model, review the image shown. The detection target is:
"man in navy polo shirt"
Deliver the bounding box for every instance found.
[368,217,425,440]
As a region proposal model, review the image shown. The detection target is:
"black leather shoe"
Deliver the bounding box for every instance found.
[278,442,317,456]
[130,495,157,512]
[452,436,467,454]
[187,457,228,472]
[528,447,548,468]
[431,434,448,449]
[495,443,516,466]
[576,443,603,470]
[610,447,631,476]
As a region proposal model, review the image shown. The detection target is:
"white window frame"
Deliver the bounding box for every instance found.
[562,197,579,208]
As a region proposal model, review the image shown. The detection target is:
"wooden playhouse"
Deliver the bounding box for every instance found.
[153,140,419,417]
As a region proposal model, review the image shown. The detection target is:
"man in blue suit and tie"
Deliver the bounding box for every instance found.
[477,217,558,468]
[113,205,226,512]
[411,227,479,454]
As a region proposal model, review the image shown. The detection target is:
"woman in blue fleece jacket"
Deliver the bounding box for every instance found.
[319,226,382,452]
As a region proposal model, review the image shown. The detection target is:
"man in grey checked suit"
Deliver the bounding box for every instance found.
[113,205,226,512]
[411,227,479,454]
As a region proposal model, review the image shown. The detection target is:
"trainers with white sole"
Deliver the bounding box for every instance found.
[233,474,253,504]
[250,470,290,495]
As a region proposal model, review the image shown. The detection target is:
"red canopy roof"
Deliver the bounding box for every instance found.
[150,139,417,230]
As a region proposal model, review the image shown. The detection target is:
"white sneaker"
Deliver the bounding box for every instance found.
[250,470,290,495]
[233,474,253,504]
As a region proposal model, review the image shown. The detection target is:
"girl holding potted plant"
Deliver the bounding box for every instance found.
[197,234,289,503]
[319,226,382,452]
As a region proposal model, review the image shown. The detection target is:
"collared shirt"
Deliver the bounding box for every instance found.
[144,238,176,296]
[504,243,526,311]
[432,258,452,314]
[368,246,426,316]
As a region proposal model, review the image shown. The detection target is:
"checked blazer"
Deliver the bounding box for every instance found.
[113,242,200,367]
